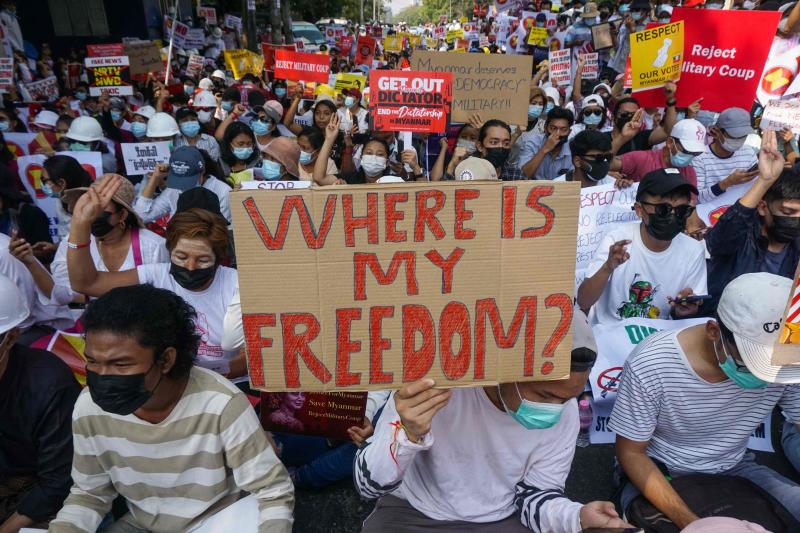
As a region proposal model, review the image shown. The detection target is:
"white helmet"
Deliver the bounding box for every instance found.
[67,116,103,143]
[32,109,58,128]
[212,27,223,38]
[0,274,29,333]
[212,69,226,80]
[192,90,216,108]
[133,105,156,120]
[146,112,180,138]
[198,78,214,90]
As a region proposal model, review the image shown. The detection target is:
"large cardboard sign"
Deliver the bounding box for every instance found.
[630,21,684,92]
[231,181,580,392]
[124,41,163,77]
[411,51,532,124]
[274,50,330,84]
[86,56,133,96]
[368,70,453,133]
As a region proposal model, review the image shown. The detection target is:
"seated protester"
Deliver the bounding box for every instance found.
[0,276,79,531]
[518,107,575,180]
[217,86,241,121]
[474,119,524,181]
[610,87,679,156]
[0,181,50,249]
[336,88,369,134]
[101,97,134,142]
[41,155,93,241]
[174,104,221,162]
[284,94,338,137]
[0,107,29,133]
[48,284,294,533]
[526,87,547,134]
[706,130,800,313]
[135,146,232,225]
[129,105,155,140]
[191,89,220,136]
[430,123,479,181]
[577,169,706,323]
[610,118,706,187]
[610,273,800,528]
[28,110,59,155]
[55,114,73,140]
[67,176,244,379]
[569,95,612,140]
[248,103,282,152]
[557,129,615,187]
[355,310,632,532]
[297,127,337,181]
[314,114,393,185]
[62,116,118,174]
[260,136,300,181]
[13,174,168,307]
[218,121,261,178]
[692,107,758,204]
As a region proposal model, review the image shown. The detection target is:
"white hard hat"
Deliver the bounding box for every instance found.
[213,27,223,38]
[67,116,103,143]
[198,78,214,90]
[0,274,29,333]
[212,69,226,80]
[146,112,180,138]
[133,105,156,120]
[176,48,188,57]
[192,90,216,108]
[33,109,58,128]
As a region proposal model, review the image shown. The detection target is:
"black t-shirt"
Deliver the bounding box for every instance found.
[616,129,653,156]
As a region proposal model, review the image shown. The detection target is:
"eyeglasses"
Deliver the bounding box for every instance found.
[639,201,695,219]
[582,109,603,117]
[581,153,613,164]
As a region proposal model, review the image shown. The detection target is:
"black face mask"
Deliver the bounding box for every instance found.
[615,112,634,132]
[582,159,611,182]
[484,147,511,168]
[86,364,162,416]
[769,214,800,243]
[170,262,217,290]
[90,211,115,237]
[644,212,687,241]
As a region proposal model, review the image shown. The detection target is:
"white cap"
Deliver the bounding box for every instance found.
[0,274,29,333]
[376,176,405,183]
[657,4,673,15]
[146,112,180,138]
[593,82,612,95]
[133,105,156,120]
[199,78,215,90]
[454,157,498,180]
[212,69,226,80]
[718,273,799,383]
[192,90,216,108]
[581,94,605,109]
[670,118,707,154]
[33,109,58,128]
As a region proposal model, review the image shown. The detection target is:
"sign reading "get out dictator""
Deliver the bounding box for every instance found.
[369,71,453,133]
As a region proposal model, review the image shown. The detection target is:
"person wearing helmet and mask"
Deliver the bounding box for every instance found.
[62,116,118,174]
[0,275,80,533]
[145,111,179,151]
[211,69,227,90]
[129,105,155,140]
[174,104,221,162]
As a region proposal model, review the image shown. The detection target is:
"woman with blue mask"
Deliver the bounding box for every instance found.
[40,155,93,240]
[0,108,21,134]
[246,104,282,152]
[570,94,612,140]
[174,107,222,163]
[297,127,335,181]
[260,136,300,181]
[129,106,154,140]
[219,121,260,181]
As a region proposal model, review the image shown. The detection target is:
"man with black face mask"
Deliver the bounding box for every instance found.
[560,129,615,187]
[475,119,525,180]
[706,130,800,313]
[519,107,575,180]
[578,168,707,324]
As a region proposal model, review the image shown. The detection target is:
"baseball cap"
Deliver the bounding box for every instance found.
[670,118,708,154]
[167,146,205,191]
[454,157,498,181]
[592,82,612,95]
[345,88,362,100]
[656,4,673,15]
[62,174,144,228]
[176,187,222,217]
[109,97,126,110]
[636,168,698,200]
[716,107,754,139]
[719,273,799,383]
[581,94,605,109]
[264,100,283,122]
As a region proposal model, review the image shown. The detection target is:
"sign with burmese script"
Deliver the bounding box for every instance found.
[369,70,452,133]
[231,181,580,392]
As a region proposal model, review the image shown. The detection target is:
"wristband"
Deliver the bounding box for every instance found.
[230,113,238,120]
[67,241,90,250]
[666,98,677,107]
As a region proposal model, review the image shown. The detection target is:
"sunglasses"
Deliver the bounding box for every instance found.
[581,153,613,164]
[639,201,694,219]
[583,109,603,117]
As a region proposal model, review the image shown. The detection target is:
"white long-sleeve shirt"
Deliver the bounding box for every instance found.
[132,176,232,224]
[354,388,584,532]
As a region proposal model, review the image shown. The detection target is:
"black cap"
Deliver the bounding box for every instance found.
[636,168,699,201]
[629,0,651,9]
[176,187,221,217]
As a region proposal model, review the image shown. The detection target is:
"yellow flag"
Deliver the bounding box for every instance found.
[383,36,402,53]
[223,49,265,80]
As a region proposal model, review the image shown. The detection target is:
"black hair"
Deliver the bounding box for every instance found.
[569,129,612,157]
[220,121,258,165]
[43,154,92,189]
[713,312,736,346]
[247,90,266,108]
[765,168,800,204]
[175,107,197,122]
[298,127,325,151]
[545,106,575,128]
[198,148,225,184]
[222,87,241,103]
[478,119,511,143]
[571,347,597,372]
[314,100,337,117]
[365,137,391,155]
[614,97,641,118]
[83,284,199,379]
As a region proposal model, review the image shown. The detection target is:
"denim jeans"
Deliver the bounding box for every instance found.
[273,433,357,490]
[618,452,800,522]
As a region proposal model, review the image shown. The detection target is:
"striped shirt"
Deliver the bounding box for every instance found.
[609,328,800,475]
[49,367,294,533]
[692,145,757,204]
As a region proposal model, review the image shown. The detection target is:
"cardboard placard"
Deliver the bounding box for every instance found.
[580,52,599,80]
[591,22,613,51]
[86,56,133,96]
[186,53,204,78]
[549,49,571,86]
[224,49,265,80]
[261,391,368,439]
[411,51,532,124]
[231,181,580,392]
[761,99,800,134]
[22,76,60,102]
[355,36,376,66]
[0,58,12,92]
[197,6,217,25]
[274,49,330,84]
[124,41,163,77]
[368,70,453,133]
[630,21,684,92]
[120,142,172,175]
[87,43,124,57]
[261,43,297,71]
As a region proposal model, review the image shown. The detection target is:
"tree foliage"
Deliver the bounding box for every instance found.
[290,0,384,22]
[394,0,473,26]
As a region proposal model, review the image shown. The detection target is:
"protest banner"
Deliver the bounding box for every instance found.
[368,70,453,133]
[224,14,243,32]
[120,142,171,176]
[479,35,489,48]
[548,49,571,86]
[527,26,548,46]
[761,96,800,135]
[224,49,265,80]
[197,6,217,25]
[87,43,124,57]
[61,151,104,181]
[630,21,684,92]
[433,26,446,40]
[22,76,60,102]
[355,36,376,66]
[383,35,402,53]
[86,56,133,97]
[580,52,599,80]
[163,16,189,48]
[186,53,204,78]
[261,43,297,71]
[274,49,330,84]
[446,28,465,43]
[695,182,749,228]
[230,180,580,392]
[0,58,12,92]
[411,51,532,124]
[575,183,639,287]
[758,49,800,108]
[124,41,163,78]
[261,391,367,439]
[17,154,59,238]
[340,35,355,55]
[334,73,366,95]
[184,28,206,49]
[324,25,345,44]
[463,22,480,40]
[4,132,35,159]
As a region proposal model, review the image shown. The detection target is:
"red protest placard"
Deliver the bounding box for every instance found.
[87,43,124,57]
[369,70,452,133]
[273,49,330,84]
[261,43,297,71]
[340,35,354,56]
[355,36,376,66]
[261,391,367,440]
[633,8,780,111]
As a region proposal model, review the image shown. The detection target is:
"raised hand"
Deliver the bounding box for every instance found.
[759,129,785,184]
[325,113,340,142]
[605,239,631,271]
[71,174,122,226]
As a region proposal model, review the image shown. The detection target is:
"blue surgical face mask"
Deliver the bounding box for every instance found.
[669,141,695,168]
[131,121,147,138]
[41,181,58,198]
[261,159,282,180]
[251,119,270,136]
[274,87,287,98]
[75,91,87,101]
[299,150,314,165]
[498,384,565,430]
[222,101,234,112]
[631,11,645,21]
[110,110,123,122]
[69,142,91,152]
[715,337,768,389]
[545,102,555,114]
[344,96,356,107]
[583,112,603,126]
[528,104,543,120]
[180,120,201,138]
[619,3,630,14]
[232,146,253,160]
[0,120,9,132]
[184,84,195,96]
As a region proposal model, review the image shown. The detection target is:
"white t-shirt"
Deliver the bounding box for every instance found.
[336,106,369,134]
[137,263,240,374]
[609,328,800,474]
[554,173,613,186]
[691,145,757,204]
[132,176,232,224]
[585,222,707,324]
